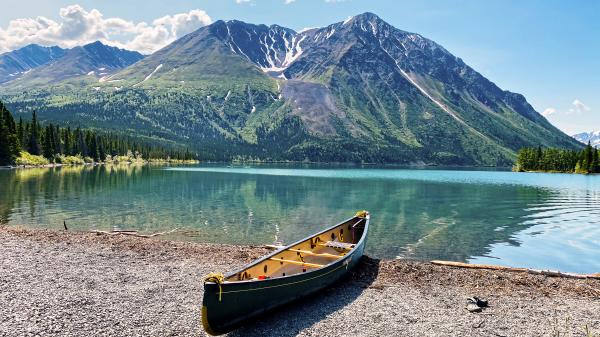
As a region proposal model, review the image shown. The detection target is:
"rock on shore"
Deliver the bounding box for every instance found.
[0,226,598,337]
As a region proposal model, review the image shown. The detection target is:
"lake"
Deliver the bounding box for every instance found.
[1,164,599,274]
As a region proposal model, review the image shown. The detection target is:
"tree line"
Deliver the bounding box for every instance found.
[515,144,599,174]
[0,101,196,166]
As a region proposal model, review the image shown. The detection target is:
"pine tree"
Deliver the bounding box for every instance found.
[0,102,20,165]
[580,142,593,173]
[64,127,73,155]
[98,136,106,161]
[0,106,10,165]
[74,128,87,156]
[54,124,61,155]
[535,146,542,170]
[42,124,56,159]
[89,133,99,162]
[591,148,599,174]
[17,117,23,150]
[27,111,41,155]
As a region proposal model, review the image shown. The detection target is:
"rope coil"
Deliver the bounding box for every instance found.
[204,272,225,302]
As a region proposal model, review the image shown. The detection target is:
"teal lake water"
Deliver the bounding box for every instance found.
[1,164,599,273]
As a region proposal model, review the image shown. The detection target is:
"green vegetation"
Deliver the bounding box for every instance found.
[14,151,49,166]
[0,101,198,166]
[514,143,599,174]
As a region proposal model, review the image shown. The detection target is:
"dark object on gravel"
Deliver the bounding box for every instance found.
[471,296,488,307]
[466,297,488,313]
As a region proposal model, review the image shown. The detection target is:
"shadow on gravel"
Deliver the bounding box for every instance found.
[227,256,380,337]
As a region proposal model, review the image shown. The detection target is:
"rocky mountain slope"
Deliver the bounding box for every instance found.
[573,131,600,148]
[0,45,66,84]
[0,13,582,164]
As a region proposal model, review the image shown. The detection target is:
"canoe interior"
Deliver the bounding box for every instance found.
[226,217,367,281]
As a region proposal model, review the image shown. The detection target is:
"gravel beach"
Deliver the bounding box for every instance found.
[1,226,598,337]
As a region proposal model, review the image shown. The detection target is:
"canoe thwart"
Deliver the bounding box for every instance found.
[268,258,324,268]
[287,248,343,259]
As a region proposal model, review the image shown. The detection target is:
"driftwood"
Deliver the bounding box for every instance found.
[431,260,600,280]
[91,228,179,238]
[63,221,68,231]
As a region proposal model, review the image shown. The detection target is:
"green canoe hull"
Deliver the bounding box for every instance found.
[202,215,369,335]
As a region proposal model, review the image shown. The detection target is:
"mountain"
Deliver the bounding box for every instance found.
[0,44,66,84]
[0,13,582,164]
[573,131,600,148]
[1,41,144,89]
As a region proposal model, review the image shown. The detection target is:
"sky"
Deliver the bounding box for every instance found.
[0,0,598,134]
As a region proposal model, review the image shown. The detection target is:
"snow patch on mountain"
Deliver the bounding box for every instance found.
[143,64,163,82]
[573,131,600,148]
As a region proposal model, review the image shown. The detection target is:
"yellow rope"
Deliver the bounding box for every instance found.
[355,210,368,218]
[204,272,225,302]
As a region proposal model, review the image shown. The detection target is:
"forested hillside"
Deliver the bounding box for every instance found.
[0,102,196,166]
[514,144,599,174]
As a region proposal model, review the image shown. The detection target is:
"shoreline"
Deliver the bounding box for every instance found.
[1,226,598,336]
[0,160,200,170]
[1,161,513,171]
[515,169,600,175]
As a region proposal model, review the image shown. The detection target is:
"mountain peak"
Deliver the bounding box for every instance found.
[353,12,382,21]
[342,12,385,26]
[85,40,105,47]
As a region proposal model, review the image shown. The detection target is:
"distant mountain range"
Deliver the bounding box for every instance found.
[0,13,582,164]
[0,42,143,87]
[573,131,600,148]
[0,44,66,84]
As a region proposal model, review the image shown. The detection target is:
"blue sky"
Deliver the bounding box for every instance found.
[1,0,598,134]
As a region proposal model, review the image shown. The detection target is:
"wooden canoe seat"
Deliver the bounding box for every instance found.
[269,258,324,268]
[287,249,343,259]
[320,241,355,250]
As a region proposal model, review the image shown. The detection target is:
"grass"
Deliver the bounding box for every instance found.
[585,325,599,337]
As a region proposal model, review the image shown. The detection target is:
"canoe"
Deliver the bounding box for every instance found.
[201,211,370,335]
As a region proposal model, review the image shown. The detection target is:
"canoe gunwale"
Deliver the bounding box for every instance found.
[208,214,370,284]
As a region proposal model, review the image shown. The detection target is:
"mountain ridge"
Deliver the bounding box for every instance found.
[573,131,600,148]
[0,13,582,164]
[0,41,144,88]
[0,44,67,84]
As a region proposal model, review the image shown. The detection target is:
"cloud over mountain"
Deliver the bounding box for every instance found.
[0,5,211,54]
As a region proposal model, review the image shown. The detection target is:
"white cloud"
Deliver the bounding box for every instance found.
[542,107,556,117]
[0,5,211,54]
[572,99,590,113]
[284,0,297,4]
[235,0,252,3]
